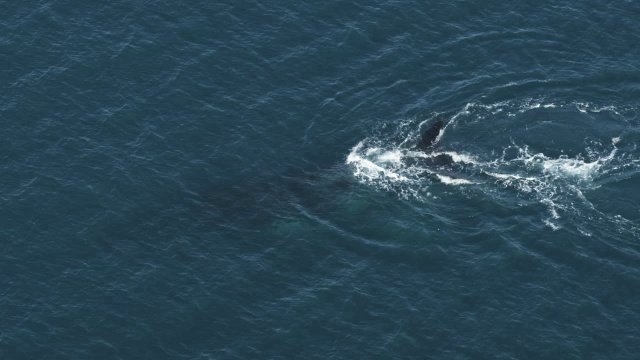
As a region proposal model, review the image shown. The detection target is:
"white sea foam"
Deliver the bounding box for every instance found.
[346,142,408,182]
[345,99,636,230]
[346,136,477,200]
[543,218,562,231]
[375,150,403,164]
[441,151,478,164]
[436,175,474,185]
[486,172,538,181]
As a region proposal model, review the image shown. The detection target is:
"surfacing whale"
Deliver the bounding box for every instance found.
[417,120,444,151]
[416,120,453,166]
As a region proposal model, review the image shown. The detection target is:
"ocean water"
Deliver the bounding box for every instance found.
[2,0,640,358]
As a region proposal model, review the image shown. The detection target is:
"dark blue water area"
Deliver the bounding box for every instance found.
[2,0,640,359]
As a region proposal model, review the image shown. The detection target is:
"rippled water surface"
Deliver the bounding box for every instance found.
[3,1,640,359]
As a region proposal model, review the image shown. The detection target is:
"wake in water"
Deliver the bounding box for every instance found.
[346,99,640,233]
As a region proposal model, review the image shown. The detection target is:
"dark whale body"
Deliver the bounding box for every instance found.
[417,120,444,151]
[416,120,453,166]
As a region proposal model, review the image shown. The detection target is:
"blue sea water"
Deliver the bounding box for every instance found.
[2,0,640,358]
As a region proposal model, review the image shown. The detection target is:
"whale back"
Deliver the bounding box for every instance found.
[417,120,444,151]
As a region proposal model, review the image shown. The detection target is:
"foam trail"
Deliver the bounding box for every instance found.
[347,142,409,182]
[436,175,474,185]
[345,100,637,231]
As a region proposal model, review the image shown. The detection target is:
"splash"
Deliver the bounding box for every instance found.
[346,99,638,231]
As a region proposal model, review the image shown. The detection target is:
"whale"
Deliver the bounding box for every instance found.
[417,120,444,151]
[415,120,454,166]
